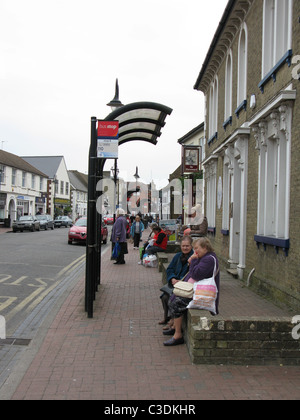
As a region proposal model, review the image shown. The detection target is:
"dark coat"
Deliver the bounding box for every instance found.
[166,250,194,287]
[111,216,127,243]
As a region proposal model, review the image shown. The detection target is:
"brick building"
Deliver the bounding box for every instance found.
[194,0,300,310]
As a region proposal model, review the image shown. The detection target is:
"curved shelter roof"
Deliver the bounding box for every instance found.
[103,101,173,146]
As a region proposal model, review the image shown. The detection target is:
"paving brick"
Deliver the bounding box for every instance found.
[1,231,299,400]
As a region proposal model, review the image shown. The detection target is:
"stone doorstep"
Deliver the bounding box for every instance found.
[185,312,300,366]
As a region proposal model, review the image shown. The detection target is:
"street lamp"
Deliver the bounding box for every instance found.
[107,79,124,218]
[133,166,140,213]
[133,166,140,181]
[110,164,120,213]
[106,79,124,111]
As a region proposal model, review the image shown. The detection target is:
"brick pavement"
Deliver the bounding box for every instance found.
[0,227,12,234]
[1,232,300,400]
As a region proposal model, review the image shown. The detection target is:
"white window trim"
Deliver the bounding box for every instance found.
[224,50,233,122]
[205,158,217,229]
[262,0,293,78]
[252,103,292,241]
[237,24,248,108]
[208,76,219,141]
[222,154,230,232]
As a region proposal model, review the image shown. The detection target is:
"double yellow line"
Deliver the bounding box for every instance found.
[5,254,86,322]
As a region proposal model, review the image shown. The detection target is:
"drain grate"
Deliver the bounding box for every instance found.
[0,338,31,346]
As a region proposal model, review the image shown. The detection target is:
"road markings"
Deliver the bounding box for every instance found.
[7,276,28,286]
[0,297,17,312]
[5,287,45,322]
[56,254,86,279]
[0,252,87,329]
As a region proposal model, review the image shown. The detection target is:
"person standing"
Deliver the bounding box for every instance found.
[111,208,128,265]
[130,215,145,249]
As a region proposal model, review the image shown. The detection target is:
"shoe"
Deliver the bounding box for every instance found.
[163,337,184,346]
[163,328,175,336]
[138,261,142,265]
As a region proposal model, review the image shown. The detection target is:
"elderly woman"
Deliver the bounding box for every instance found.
[164,237,220,346]
[159,236,194,325]
[111,208,128,265]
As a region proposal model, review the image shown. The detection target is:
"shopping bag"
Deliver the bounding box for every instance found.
[187,256,218,314]
[112,242,121,260]
[143,254,158,268]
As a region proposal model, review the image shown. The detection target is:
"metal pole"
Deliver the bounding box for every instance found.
[95,159,105,289]
[85,116,97,318]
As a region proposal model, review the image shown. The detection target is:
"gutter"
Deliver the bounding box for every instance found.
[193,0,236,91]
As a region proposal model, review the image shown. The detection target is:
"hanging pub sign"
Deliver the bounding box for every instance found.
[97,121,119,158]
[183,146,200,173]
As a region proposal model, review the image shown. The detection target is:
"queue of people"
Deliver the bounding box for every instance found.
[110,208,220,348]
[111,211,161,265]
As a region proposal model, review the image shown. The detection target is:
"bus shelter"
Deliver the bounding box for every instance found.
[85,102,172,317]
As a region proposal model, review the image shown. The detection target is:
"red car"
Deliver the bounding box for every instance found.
[103,214,114,225]
[68,217,108,245]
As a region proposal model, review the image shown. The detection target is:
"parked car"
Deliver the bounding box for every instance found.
[103,214,114,225]
[12,215,40,232]
[46,215,55,229]
[68,217,108,245]
[101,222,108,244]
[54,216,73,228]
[36,214,54,230]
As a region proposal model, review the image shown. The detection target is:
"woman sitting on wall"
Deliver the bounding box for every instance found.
[164,237,220,346]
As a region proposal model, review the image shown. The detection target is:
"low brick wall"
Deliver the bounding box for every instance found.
[186,312,300,366]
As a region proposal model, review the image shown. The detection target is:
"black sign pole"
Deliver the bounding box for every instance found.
[95,158,105,290]
[85,116,97,318]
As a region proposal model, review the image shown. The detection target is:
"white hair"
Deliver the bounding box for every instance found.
[116,208,125,216]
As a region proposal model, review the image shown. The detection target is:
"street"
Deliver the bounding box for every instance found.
[0,227,109,337]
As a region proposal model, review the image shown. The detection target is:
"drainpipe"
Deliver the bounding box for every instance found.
[247,268,256,287]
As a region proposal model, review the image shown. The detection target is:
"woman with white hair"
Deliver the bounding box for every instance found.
[183,204,208,237]
[111,208,128,265]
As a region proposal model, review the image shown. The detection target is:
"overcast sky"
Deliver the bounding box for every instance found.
[0,0,228,188]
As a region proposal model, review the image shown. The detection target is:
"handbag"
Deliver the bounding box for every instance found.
[160,284,174,296]
[173,281,194,298]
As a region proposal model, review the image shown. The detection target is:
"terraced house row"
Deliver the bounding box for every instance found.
[193,0,300,311]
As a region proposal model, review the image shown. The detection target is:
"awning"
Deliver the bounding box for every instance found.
[103,101,173,146]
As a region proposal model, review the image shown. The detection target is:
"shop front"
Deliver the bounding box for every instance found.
[54,198,71,217]
[35,194,47,215]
